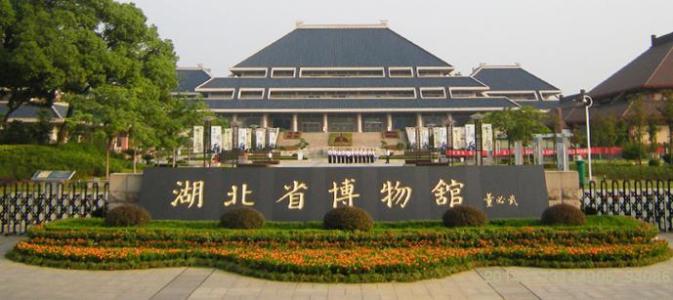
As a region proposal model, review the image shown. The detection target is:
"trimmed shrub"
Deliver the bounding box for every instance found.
[442,205,487,227]
[104,205,151,227]
[541,204,586,226]
[323,206,373,231]
[219,207,265,229]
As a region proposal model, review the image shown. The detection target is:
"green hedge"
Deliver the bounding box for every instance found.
[8,216,670,283]
[571,160,673,181]
[0,144,133,181]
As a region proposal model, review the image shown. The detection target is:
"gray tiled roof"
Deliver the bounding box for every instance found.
[590,31,673,99]
[235,28,451,68]
[472,66,560,92]
[176,68,211,93]
[197,76,486,90]
[200,98,518,111]
[0,102,67,120]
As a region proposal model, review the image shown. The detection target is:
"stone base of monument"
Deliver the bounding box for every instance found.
[545,171,580,208]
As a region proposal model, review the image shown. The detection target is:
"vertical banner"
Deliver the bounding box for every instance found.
[255,128,266,149]
[452,127,465,149]
[432,127,448,149]
[465,124,476,150]
[223,128,233,151]
[210,126,222,154]
[193,126,204,153]
[245,129,253,150]
[482,124,494,152]
[405,127,417,149]
[419,127,430,149]
[268,128,279,148]
[237,128,247,150]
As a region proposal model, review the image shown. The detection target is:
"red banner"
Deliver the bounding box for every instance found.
[446,146,664,158]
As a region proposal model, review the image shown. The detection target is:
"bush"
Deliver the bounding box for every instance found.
[541,204,586,226]
[0,144,134,181]
[219,207,265,229]
[442,205,487,227]
[648,158,661,166]
[323,206,373,231]
[622,143,647,160]
[104,205,151,227]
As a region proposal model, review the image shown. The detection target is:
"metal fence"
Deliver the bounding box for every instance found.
[0,182,108,235]
[582,180,673,231]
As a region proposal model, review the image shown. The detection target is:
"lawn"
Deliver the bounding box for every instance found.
[7,216,670,283]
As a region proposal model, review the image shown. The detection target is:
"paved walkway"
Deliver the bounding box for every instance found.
[2,235,673,300]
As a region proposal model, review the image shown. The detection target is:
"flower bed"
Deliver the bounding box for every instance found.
[7,216,671,283]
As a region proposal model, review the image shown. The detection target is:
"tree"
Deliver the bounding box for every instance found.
[591,116,618,147]
[626,97,648,165]
[486,106,550,163]
[659,90,673,163]
[0,0,177,129]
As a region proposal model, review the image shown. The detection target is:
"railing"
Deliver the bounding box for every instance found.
[0,182,109,235]
[581,179,673,231]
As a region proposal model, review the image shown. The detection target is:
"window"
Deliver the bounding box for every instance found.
[298,114,323,132]
[391,114,417,130]
[389,67,413,78]
[238,88,265,100]
[299,67,385,78]
[269,114,293,130]
[271,68,296,78]
[449,89,482,98]
[486,92,537,101]
[236,114,262,128]
[362,114,386,132]
[540,92,560,101]
[328,114,357,132]
[205,90,235,99]
[417,67,452,77]
[268,88,417,100]
[230,68,267,78]
[420,87,447,99]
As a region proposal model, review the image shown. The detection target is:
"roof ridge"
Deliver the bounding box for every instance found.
[645,44,673,87]
[384,27,452,68]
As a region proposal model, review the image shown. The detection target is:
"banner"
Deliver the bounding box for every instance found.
[193,126,204,153]
[481,124,493,152]
[452,127,465,150]
[419,127,430,149]
[405,127,417,149]
[255,128,266,149]
[433,127,448,149]
[237,128,247,150]
[245,128,253,150]
[268,128,279,148]
[223,128,233,151]
[465,124,476,150]
[210,126,222,153]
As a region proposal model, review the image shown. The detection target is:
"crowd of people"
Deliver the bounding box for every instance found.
[328,148,378,164]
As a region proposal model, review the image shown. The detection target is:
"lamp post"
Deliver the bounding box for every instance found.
[203,116,215,168]
[578,90,593,181]
[471,113,485,166]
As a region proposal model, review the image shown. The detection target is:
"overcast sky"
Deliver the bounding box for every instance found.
[123,0,672,94]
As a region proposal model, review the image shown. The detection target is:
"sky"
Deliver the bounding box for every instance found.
[122,0,673,94]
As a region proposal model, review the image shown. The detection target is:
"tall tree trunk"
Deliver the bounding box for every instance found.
[106,137,113,180]
[132,148,137,173]
[172,148,177,168]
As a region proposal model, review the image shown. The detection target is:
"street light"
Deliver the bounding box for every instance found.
[578,90,593,182]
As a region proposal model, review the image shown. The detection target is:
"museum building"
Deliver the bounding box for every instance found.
[175,22,561,140]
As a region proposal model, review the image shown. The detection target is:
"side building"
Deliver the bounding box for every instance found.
[559,31,673,145]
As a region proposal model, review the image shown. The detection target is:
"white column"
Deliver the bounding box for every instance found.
[262,113,269,128]
[292,114,298,132]
[386,113,393,131]
[357,113,363,133]
[232,114,238,127]
[323,113,328,132]
[416,113,423,128]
